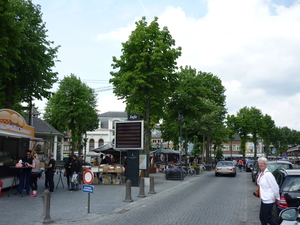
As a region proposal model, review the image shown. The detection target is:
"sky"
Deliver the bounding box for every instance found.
[31,0,300,130]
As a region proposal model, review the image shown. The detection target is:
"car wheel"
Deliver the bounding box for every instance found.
[215,173,218,177]
[233,173,236,177]
[252,175,255,182]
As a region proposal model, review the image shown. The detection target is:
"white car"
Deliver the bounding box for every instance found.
[215,161,236,177]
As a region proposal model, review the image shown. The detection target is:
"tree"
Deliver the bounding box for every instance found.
[161,66,227,162]
[44,74,99,154]
[260,114,275,157]
[226,114,237,160]
[110,17,182,160]
[0,0,60,110]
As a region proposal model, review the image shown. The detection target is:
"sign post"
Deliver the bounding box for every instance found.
[115,120,144,187]
[82,170,94,213]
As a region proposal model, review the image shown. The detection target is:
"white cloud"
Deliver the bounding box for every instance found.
[31,0,300,130]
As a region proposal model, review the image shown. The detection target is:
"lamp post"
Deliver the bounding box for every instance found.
[177,113,184,181]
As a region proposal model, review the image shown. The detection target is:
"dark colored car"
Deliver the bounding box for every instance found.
[272,169,300,223]
[251,160,293,184]
[245,160,255,172]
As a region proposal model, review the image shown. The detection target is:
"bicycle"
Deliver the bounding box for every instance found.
[186,166,196,176]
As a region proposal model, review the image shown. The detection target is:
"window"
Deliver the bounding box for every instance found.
[98,139,104,147]
[223,145,229,151]
[89,139,95,151]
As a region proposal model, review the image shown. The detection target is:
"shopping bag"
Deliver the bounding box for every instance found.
[253,186,260,198]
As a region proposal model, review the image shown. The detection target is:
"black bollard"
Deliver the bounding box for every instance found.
[137,177,146,198]
[148,177,156,194]
[40,189,53,223]
[123,179,133,202]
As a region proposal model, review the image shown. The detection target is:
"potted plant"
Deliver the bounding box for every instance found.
[164,168,185,180]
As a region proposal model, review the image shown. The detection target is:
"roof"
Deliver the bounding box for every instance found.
[99,111,127,118]
[25,117,64,137]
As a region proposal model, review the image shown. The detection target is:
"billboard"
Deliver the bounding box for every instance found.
[115,120,144,150]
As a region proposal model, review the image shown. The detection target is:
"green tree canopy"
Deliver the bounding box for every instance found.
[44,74,99,154]
[161,66,227,162]
[110,17,181,156]
[0,0,60,110]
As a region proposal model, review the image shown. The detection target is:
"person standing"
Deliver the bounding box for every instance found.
[257,157,280,225]
[15,150,33,195]
[47,153,56,193]
[29,153,40,196]
[70,155,80,190]
[44,155,50,188]
[238,158,243,172]
[64,156,73,190]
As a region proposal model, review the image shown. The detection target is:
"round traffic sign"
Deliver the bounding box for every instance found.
[83,170,94,185]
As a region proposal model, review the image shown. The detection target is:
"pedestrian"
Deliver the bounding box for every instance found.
[47,153,56,193]
[257,157,280,225]
[15,150,33,195]
[44,154,50,188]
[29,153,40,196]
[78,155,83,189]
[64,156,73,189]
[238,158,243,172]
[70,155,80,190]
[93,157,99,167]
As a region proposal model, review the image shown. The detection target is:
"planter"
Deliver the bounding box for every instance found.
[165,172,184,180]
[205,165,212,171]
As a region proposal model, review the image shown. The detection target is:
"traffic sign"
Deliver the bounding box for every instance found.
[82,184,94,193]
[83,170,94,185]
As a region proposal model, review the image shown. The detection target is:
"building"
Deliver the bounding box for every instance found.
[84,111,128,156]
[25,108,64,160]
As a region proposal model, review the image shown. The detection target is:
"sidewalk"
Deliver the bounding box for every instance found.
[0,170,201,225]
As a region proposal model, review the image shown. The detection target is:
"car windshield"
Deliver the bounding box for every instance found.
[217,162,233,167]
[268,163,292,172]
[247,160,254,164]
[282,176,300,192]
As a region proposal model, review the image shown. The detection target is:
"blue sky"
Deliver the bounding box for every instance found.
[32,0,300,130]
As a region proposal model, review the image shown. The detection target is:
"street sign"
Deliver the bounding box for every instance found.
[83,170,94,185]
[82,184,94,193]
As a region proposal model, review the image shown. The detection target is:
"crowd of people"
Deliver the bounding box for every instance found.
[15,150,55,196]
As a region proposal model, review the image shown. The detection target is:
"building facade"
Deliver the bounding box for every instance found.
[84,111,128,155]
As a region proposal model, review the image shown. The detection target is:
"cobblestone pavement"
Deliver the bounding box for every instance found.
[0,169,261,225]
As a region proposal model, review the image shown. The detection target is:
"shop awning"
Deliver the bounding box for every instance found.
[0,130,43,141]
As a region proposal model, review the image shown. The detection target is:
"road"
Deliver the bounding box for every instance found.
[70,170,261,225]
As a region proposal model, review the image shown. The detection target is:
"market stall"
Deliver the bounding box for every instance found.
[0,109,40,189]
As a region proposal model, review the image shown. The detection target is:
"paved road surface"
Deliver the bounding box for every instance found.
[0,169,261,225]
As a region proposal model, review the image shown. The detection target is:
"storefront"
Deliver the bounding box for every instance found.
[0,109,40,188]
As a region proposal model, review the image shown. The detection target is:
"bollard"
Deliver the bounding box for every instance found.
[137,177,146,198]
[148,177,156,194]
[40,189,53,223]
[123,180,133,202]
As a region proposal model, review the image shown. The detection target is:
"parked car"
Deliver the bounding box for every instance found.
[215,161,236,177]
[271,169,300,223]
[251,160,293,184]
[279,206,300,225]
[245,160,255,172]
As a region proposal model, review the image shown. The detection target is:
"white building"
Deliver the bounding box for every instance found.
[84,111,127,155]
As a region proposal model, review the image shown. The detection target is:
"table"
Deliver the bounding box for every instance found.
[8,166,31,197]
[55,165,65,189]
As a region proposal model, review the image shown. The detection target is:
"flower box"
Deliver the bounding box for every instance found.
[164,168,185,180]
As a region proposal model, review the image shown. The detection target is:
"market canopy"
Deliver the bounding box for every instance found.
[287,145,300,153]
[93,143,127,156]
[150,149,180,156]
